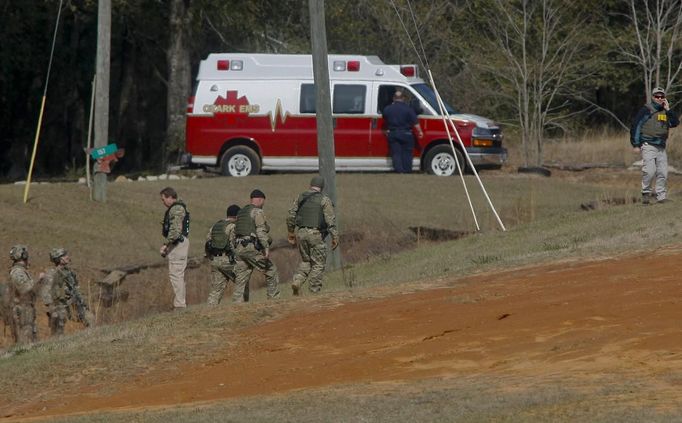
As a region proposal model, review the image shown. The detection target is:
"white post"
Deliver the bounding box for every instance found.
[426,71,480,231]
[86,74,96,198]
[427,70,507,232]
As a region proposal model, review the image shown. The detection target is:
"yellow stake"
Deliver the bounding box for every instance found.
[23,95,47,203]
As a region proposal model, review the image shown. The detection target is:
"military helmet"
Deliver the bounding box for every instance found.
[310,176,325,189]
[9,244,28,261]
[49,248,68,264]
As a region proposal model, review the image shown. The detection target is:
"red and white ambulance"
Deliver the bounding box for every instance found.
[185,54,507,176]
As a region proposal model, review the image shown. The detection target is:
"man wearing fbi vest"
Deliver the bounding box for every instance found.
[287,176,339,295]
[631,87,679,204]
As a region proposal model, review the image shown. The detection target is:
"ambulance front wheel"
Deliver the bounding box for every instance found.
[221,146,261,177]
[424,145,464,176]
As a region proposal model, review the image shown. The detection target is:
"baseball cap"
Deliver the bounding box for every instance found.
[652,87,666,96]
[226,204,240,217]
[250,189,266,199]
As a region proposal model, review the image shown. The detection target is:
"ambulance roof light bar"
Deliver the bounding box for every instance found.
[400,65,417,77]
[333,60,360,72]
[333,61,346,71]
[217,59,244,71]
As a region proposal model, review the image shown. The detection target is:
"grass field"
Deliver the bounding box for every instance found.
[506,126,682,169]
[41,374,682,423]
[0,170,640,324]
[1,168,681,421]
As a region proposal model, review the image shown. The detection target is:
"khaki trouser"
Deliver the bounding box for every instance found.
[233,242,280,302]
[168,237,189,308]
[207,255,235,305]
[641,143,668,200]
[293,227,328,293]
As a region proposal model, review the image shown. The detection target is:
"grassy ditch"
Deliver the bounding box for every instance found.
[323,195,682,291]
[0,172,634,328]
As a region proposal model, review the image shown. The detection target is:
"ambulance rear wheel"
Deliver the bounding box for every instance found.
[424,145,464,176]
[221,146,261,177]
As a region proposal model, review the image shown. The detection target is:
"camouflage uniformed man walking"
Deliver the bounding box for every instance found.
[205,204,240,305]
[287,176,339,295]
[233,189,280,302]
[8,245,42,345]
[48,248,93,335]
[159,187,190,309]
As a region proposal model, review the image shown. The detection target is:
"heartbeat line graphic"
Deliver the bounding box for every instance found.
[268,99,288,132]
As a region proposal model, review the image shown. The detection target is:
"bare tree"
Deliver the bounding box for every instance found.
[469,0,593,167]
[611,0,682,100]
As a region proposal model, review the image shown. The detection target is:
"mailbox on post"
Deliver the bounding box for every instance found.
[88,143,125,173]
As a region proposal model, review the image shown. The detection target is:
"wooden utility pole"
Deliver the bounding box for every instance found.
[93,0,111,202]
[308,0,341,270]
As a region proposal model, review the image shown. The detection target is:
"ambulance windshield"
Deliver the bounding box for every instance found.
[411,83,457,115]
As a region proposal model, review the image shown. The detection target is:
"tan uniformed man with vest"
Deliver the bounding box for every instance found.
[287,176,339,295]
[233,189,280,302]
[8,245,43,345]
[205,204,240,305]
[159,187,190,309]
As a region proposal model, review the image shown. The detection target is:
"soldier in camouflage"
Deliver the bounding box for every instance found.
[8,245,42,345]
[287,176,339,295]
[233,189,280,302]
[160,187,190,309]
[48,248,93,335]
[205,204,240,305]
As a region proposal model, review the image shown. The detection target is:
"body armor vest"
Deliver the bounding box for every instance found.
[295,192,325,229]
[162,201,190,238]
[641,103,670,141]
[235,204,257,236]
[209,220,230,250]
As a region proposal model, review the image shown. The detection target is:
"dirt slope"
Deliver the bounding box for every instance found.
[8,247,682,420]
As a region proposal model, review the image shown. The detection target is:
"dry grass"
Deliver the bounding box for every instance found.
[0,171,623,334]
[504,126,682,168]
[46,375,681,423]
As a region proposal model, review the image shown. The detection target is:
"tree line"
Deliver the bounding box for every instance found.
[1,0,681,179]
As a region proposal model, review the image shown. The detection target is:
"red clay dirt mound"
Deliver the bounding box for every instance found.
[9,247,682,420]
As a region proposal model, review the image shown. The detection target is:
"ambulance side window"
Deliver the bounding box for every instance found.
[377,85,430,115]
[333,85,366,114]
[300,84,316,114]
